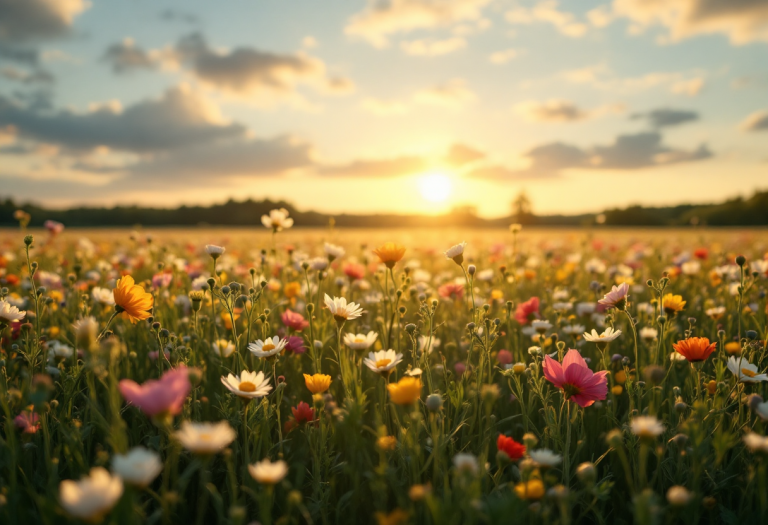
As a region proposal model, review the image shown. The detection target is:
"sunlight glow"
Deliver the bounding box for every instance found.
[418,173,452,203]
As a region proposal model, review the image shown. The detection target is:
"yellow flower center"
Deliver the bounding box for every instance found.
[376,359,392,369]
[262,343,275,352]
[200,433,212,442]
[354,337,365,343]
[239,381,257,392]
[741,368,757,378]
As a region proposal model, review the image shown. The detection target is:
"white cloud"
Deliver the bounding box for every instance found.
[360,98,409,116]
[400,37,466,56]
[563,63,706,96]
[611,0,768,44]
[740,110,768,132]
[413,78,475,108]
[345,0,492,47]
[488,48,521,64]
[506,1,589,38]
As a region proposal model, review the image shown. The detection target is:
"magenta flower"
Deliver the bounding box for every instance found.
[14,410,40,434]
[119,366,191,417]
[543,350,608,408]
[44,220,64,235]
[152,272,173,289]
[281,309,309,331]
[285,335,307,354]
[597,282,629,310]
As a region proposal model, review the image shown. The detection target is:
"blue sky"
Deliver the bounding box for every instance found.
[0,0,766,217]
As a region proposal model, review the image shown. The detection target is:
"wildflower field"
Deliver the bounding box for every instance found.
[2,217,768,525]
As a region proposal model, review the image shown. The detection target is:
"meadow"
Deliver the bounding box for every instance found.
[1,215,768,524]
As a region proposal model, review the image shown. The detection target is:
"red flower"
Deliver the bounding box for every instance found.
[281,309,309,331]
[291,401,315,425]
[515,297,540,325]
[343,263,366,281]
[438,283,464,301]
[497,349,513,366]
[497,434,525,460]
[693,248,708,260]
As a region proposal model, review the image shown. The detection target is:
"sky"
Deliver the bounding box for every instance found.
[0,0,766,218]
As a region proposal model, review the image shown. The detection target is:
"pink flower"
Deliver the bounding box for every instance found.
[44,220,64,235]
[14,410,40,434]
[148,350,171,361]
[598,283,629,310]
[343,263,366,280]
[152,272,173,289]
[454,362,466,375]
[515,297,540,325]
[119,366,191,417]
[438,283,464,301]
[281,309,309,331]
[497,349,513,366]
[285,335,306,354]
[542,350,608,408]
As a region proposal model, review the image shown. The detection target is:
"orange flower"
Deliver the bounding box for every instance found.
[284,281,301,299]
[387,376,422,405]
[113,275,153,324]
[373,242,406,269]
[303,373,332,394]
[724,341,742,355]
[672,337,717,362]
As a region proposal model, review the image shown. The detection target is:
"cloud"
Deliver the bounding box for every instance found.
[631,108,699,128]
[0,85,246,153]
[360,98,409,116]
[400,37,466,56]
[611,0,768,44]
[488,48,521,64]
[173,33,355,101]
[506,1,589,38]
[0,0,89,42]
[320,156,427,177]
[345,0,492,47]
[516,99,590,122]
[128,136,313,182]
[563,63,705,96]
[101,38,172,74]
[444,143,485,166]
[1,66,54,84]
[469,132,712,178]
[740,110,768,132]
[413,78,475,108]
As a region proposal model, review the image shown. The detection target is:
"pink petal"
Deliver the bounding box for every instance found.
[542,355,565,387]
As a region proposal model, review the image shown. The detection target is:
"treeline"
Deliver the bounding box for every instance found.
[0,191,766,228]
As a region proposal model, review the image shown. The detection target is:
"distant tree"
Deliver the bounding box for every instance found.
[511,191,534,224]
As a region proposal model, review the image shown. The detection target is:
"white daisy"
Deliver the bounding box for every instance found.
[261,208,294,231]
[221,370,273,399]
[529,449,562,467]
[174,421,236,454]
[248,336,287,358]
[343,331,378,351]
[630,416,665,438]
[0,299,26,324]
[324,294,364,322]
[363,349,403,375]
[583,327,622,343]
[727,356,768,383]
[248,458,289,485]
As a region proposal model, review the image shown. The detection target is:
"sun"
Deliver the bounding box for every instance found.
[418,173,453,203]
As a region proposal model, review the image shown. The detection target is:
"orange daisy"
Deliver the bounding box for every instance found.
[113,275,153,323]
[373,242,406,269]
[672,337,717,362]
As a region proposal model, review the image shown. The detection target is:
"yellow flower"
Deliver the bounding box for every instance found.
[614,370,627,384]
[514,479,545,500]
[304,373,332,394]
[662,294,686,316]
[611,385,623,396]
[284,282,301,299]
[387,376,422,405]
[372,242,406,269]
[113,275,153,324]
[725,341,742,355]
[377,435,397,451]
[375,509,409,525]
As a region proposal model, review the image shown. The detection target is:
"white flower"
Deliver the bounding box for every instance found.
[324,243,345,261]
[452,453,478,474]
[248,336,287,358]
[743,432,768,453]
[205,244,225,256]
[575,302,596,316]
[552,302,572,312]
[406,367,423,377]
[261,208,294,231]
[681,260,700,275]
[531,320,552,333]
[529,449,562,467]
[705,306,726,319]
[667,486,692,506]
[248,458,289,484]
[584,258,606,273]
[636,302,655,315]
[112,447,162,488]
[175,421,236,454]
[476,268,494,282]
[191,275,210,290]
[363,349,403,374]
[221,370,273,399]
[309,257,328,271]
[753,401,768,421]
[630,416,665,438]
[47,340,74,361]
[59,467,123,521]
[324,294,364,321]
[212,339,235,358]
[639,327,658,341]
[91,287,116,306]
[669,352,686,362]
[444,242,467,264]
[418,335,440,354]
[0,299,25,323]
[583,327,622,343]
[727,357,768,383]
[343,331,378,351]
[562,324,586,335]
